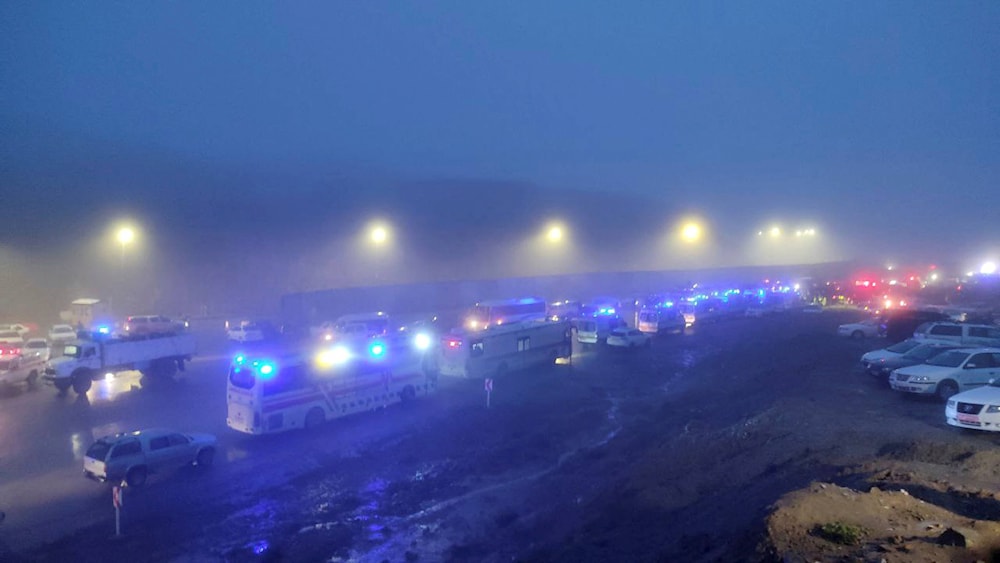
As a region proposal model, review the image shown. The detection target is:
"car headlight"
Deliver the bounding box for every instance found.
[986,405,1000,414]
[910,376,932,383]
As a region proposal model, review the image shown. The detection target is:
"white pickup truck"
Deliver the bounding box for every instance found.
[43,333,197,394]
[0,352,46,388]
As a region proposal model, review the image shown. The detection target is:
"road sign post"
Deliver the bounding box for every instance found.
[112,484,123,537]
[485,378,493,408]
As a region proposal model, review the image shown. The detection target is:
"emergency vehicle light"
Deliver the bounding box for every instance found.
[258,363,275,377]
[414,333,432,351]
[369,342,386,358]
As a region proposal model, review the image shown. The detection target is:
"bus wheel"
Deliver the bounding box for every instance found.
[400,385,416,403]
[305,407,325,430]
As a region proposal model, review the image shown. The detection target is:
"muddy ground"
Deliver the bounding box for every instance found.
[11,310,1000,562]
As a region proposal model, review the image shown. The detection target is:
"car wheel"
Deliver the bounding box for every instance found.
[304,407,325,429]
[196,448,215,467]
[851,330,864,339]
[126,466,147,487]
[936,380,959,402]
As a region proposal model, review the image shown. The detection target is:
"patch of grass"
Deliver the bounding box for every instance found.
[815,521,866,545]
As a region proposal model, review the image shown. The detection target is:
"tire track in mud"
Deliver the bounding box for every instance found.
[337,344,712,562]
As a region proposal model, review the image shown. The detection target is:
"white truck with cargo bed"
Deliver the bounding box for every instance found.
[42,333,196,394]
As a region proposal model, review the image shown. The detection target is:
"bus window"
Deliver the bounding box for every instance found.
[263,364,309,396]
[229,367,255,390]
[471,340,485,357]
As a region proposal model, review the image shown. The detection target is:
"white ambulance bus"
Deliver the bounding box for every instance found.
[438,319,572,379]
[226,338,436,435]
[465,298,547,331]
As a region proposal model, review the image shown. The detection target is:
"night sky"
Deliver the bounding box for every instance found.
[1,2,998,317]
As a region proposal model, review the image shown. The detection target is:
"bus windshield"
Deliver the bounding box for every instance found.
[229,366,256,389]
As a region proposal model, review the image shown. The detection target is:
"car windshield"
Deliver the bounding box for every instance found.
[926,350,968,368]
[886,340,922,354]
[54,326,72,333]
[85,440,112,461]
[26,341,46,348]
[905,345,951,361]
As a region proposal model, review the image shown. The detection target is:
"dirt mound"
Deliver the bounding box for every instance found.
[762,439,1000,563]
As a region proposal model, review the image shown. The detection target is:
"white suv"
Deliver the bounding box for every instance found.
[890,348,1000,401]
[914,322,1000,346]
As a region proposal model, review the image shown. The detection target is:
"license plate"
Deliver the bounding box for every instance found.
[958,413,980,424]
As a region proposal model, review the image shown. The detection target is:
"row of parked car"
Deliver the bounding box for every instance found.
[859,321,1000,432]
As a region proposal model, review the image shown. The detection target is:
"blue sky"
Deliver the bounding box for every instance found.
[2,1,998,264]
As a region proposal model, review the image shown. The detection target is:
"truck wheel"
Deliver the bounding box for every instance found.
[54,379,72,393]
[155,359,177,377]
[71,370,92,394]
[126,466,147,487]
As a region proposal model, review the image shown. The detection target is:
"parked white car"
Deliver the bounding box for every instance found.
[913,322,1000,347]
[890,348,1000,401]
[23,338,50,362]
[0,331,24,346]
[48,324,77,342]
[838,319,883,339]
[0,324,30,336]
[946,382,1000,432]
[860,338,927,374]
[606,328,650,348]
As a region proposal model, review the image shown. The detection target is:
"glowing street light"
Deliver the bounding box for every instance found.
[981,261,998,275]
[371,225,388,244]
[115,225,137,267]
[117,227,135,246]
[547,225,563,243]
[769,226,781,238]
[680,221,702,243]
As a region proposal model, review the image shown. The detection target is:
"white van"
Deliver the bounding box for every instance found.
[913,322,1000,347]
[319,312,391,342]
[576,316,626,347]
